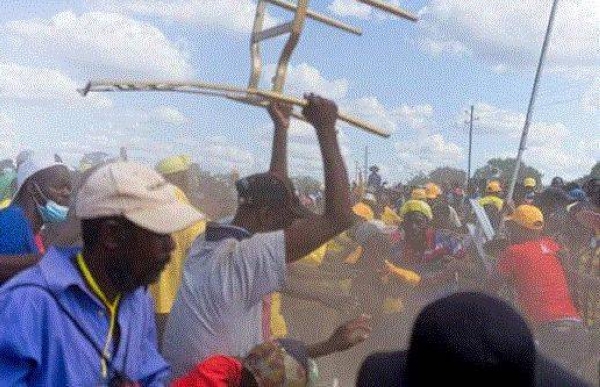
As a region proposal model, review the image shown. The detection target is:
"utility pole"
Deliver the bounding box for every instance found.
[465,105,478,190]
[508,0,560,201]
[467,105,474,186]
[364,145,369,184]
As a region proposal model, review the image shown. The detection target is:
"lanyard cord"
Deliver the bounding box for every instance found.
[9,283,132,383]
[76,253,122,378]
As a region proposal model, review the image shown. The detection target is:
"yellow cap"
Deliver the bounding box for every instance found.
[506,204,544,230]
[486,181,502,193]
[411,188,427,200]
[353,202,374,221]
[425,182,442,199]
[399,199,433,220]
[523,177,536,188]
[156,155,192,175]
[381,206,402,226]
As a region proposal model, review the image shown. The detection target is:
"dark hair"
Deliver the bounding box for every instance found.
[551,176,564,187]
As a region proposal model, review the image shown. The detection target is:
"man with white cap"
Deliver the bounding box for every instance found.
[0,154,72,283]
[0,161,203,385]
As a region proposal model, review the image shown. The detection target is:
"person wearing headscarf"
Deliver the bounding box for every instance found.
[0,154,72,283]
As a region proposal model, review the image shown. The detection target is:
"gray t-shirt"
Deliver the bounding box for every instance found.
[162,228,286,377]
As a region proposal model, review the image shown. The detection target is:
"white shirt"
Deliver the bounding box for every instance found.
[162,227,286,377]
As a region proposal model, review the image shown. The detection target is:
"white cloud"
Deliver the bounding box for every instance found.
[289,124,352,177]
[151,106,189,125]
[328,0,409,21]
[341,97,397,133]
[392,133,464,178]
[252,119,353,177]
[525,139,599,181]
[0,62,112,107]
[464,103,570,146]
[0,112,20,157]
[581,76,600,112]
[264,63,349,100]
[19,104,191,167]
[88,0,277,34]
[328,0,373,19]
[262,63,432,136]
[202,136,256,174]
[452,103,596,182]
[342,97,434,134]
[418,0,600,74]
[420,38,470,57]
[3,11,194,79]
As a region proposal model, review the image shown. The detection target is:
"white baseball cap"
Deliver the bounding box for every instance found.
[75,161,204,234]
[14,155,66,199]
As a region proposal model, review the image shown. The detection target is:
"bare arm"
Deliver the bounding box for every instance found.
[0,254,41,283]
[284,95,354,262]
[268,102,292,178]
[307,314,371,358]
[281,276,354,311]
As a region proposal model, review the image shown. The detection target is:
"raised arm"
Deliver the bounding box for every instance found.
[284,94,354,262]
[268,102,292,179]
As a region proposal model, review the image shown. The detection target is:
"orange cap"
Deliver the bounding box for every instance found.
[425,183,442,199]
[486,181,502,193]
[506,205,544,230]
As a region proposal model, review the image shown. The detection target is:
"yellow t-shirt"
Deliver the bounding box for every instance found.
[150,188,207,314]
[381,206,402,226]
[270,292,288,338]
[270,243,330,338]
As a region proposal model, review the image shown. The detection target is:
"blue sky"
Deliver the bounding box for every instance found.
[0,0,598,184]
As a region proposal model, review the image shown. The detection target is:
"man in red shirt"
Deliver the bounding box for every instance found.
[494,204,590,372]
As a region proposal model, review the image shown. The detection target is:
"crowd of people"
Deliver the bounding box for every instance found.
[0,95,598,386]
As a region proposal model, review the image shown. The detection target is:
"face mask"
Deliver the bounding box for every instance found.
[38,200,70,223]
[32,182,69,223]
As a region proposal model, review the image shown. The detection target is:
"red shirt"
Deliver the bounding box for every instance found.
[171,355,242,387]
[497,237,580,325]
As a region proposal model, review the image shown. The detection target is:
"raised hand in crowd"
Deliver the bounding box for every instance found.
[307,314,372,358]
[302,93,338,134]
[268,101,293,130]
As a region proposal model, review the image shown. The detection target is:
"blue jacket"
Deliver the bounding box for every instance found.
[0,246,170,386]
[0,204,38,255]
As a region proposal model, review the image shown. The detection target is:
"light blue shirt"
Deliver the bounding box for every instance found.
[163,226,286,378]
[0,246,170,386]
